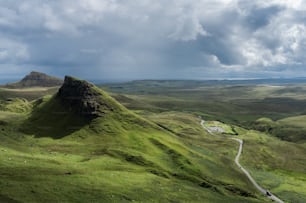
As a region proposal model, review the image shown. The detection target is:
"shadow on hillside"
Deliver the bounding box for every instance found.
[0,194,20,203]
[22,96,91,139]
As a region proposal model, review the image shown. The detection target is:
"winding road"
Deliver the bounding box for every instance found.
[201,119,284,203]
[232,138,284,203]
[200,120,213,135]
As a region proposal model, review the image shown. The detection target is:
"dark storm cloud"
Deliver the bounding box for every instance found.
[0,0,306,80]
[238,2,284,30]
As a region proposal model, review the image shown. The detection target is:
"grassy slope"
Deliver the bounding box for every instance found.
[0,87,59,101]
[0,88,267,202]
[254,115,306,142]
[0,98,32,113]
[237,129,306,203]
[146,112,306,202]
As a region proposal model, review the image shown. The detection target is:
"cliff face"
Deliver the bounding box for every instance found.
[6,71,63,88]
[57,76,106,118]
[23,75,128,138]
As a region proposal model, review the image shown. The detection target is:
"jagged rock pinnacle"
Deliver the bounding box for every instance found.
[57,76,102,118]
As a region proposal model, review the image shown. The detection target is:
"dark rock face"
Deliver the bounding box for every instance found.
[57,76,102,118]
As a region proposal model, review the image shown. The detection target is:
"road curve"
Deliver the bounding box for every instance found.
[200,119,284,203]
[200,120,213,135]
[232,138,284,203]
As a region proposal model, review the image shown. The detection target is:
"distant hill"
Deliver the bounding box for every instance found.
[4,71,63,88]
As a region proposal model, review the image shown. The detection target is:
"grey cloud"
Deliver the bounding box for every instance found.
[0,0,306,80]
[243,5,284,30]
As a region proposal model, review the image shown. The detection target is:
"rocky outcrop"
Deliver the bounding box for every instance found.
[57,76,104,118]
[6,71,63,88]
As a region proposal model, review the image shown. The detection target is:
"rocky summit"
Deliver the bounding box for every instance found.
[57,76,107,118]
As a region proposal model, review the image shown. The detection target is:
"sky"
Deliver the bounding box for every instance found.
[0,0,306,80]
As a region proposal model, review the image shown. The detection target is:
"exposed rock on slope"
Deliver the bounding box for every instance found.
[23,75,147,138]
[5,71,63,88]
[57,76,120,118]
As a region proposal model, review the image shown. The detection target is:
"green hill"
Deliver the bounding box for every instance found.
[253,116,306,142]
[0,76,269,202]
